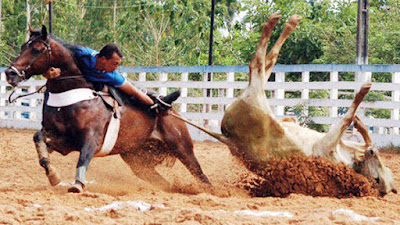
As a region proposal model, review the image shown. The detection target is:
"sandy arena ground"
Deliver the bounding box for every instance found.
[0,128,399,224]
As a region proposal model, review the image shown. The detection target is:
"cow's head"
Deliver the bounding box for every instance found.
[359,146,397,196]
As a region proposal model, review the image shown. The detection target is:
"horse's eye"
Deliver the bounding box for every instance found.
[375,178,380,184]
[31,48,40,54]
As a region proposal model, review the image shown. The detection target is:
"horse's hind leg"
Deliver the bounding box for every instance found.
[120,153,173,191]
[33,131,61,186]
[312,83,372,158]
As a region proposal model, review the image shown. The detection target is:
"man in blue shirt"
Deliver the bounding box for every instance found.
[44,43,177,112]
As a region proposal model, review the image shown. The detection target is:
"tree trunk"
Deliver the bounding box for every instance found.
[26,0,31,41]
[113,0,117,42]
[0,0,2,43]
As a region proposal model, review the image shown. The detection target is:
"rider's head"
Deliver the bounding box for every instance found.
[96,43,123,72]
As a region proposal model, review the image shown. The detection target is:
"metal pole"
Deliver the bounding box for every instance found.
[205,0,215,125]
[208,0,215,67]
[49,1,52,33]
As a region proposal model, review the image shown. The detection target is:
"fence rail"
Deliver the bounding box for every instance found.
[1,65,400,147]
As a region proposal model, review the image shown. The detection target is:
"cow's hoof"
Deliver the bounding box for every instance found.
[289,14,302,27]
[360,83,372,94]
[47,167,61,186]
[268,12,282,22]
[68,182,84,193]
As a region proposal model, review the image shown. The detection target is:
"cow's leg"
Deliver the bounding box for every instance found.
[68,131,99,193]
[263,14,302,82]
[353,115,373,147]
[248,12,281,92]
[159,113,211,185]
[313,83,371,157]
[120,152,173,191]
[33,131,61,186]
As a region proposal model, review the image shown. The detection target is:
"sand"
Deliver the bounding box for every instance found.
[0,128,399,224]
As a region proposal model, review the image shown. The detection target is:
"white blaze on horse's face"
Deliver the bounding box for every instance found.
[361,147,397,195]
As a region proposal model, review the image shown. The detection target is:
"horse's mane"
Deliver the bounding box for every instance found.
[49,34,82,61]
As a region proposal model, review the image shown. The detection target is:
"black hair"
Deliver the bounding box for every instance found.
[98,43,123,59]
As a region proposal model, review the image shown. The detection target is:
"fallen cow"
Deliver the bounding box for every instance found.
[174,13,397,196]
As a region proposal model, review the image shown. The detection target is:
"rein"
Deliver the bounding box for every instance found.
[8,84,46,103]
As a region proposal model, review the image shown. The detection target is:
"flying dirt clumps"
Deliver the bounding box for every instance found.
[239,156,378,198]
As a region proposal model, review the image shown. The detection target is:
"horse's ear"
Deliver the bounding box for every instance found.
[41,25,48,40]
[28,24,34,33]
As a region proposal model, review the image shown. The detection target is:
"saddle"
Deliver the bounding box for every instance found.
[94,82,181,115]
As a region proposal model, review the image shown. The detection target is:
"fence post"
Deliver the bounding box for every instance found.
[226,72,234,98]
[180,72,188,113]
[203,72,212,125]
[0,73,6,119]
[29,85,37,121]
[139,72,146,82]
[392,72,400,135]
[14,88,22,120]
[218,88,224,112]
[330,71,338,123]
[301,71,309,116]
[159,72,168,96]
[275,72,285,116]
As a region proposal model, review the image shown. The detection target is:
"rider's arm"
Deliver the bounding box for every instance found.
[118,81,154,105]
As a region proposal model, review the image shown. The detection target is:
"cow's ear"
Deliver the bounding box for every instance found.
[41,25,48,40]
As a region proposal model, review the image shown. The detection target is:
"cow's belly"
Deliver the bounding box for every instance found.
[280,121,324,156]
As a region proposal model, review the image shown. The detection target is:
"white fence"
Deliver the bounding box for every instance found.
[1,65,400,147]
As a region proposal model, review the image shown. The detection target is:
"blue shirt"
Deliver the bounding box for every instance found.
[72,46,126,87]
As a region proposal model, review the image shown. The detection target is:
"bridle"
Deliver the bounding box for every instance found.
[8,35,52,81]
[8,35,86,103]
[8,35,52,103]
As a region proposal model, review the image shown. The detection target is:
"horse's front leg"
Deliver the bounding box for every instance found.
[68,130,100,193]
[33,130,61,186]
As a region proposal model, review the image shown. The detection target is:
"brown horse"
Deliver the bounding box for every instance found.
[5,25,210,193]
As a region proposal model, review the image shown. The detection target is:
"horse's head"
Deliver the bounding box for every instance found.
[5,25,52,87]
[358,146,397,196]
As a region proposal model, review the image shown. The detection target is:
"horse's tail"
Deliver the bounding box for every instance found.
[169,112,234,148]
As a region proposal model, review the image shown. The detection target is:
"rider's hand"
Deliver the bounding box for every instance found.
[150,96,172,113]
[43,67,61,79]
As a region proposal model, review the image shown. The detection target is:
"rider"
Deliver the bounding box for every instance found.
[44,43,177,112]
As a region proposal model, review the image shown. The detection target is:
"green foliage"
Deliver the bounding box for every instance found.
[1,0,399,68]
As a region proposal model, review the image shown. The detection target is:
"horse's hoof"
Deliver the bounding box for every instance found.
[47,168,61,186]
[68,183,84,193]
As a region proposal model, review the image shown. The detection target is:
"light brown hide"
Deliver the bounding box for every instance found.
[221,13,304,169]
[216,13,396,195]
[173,13,396,195]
